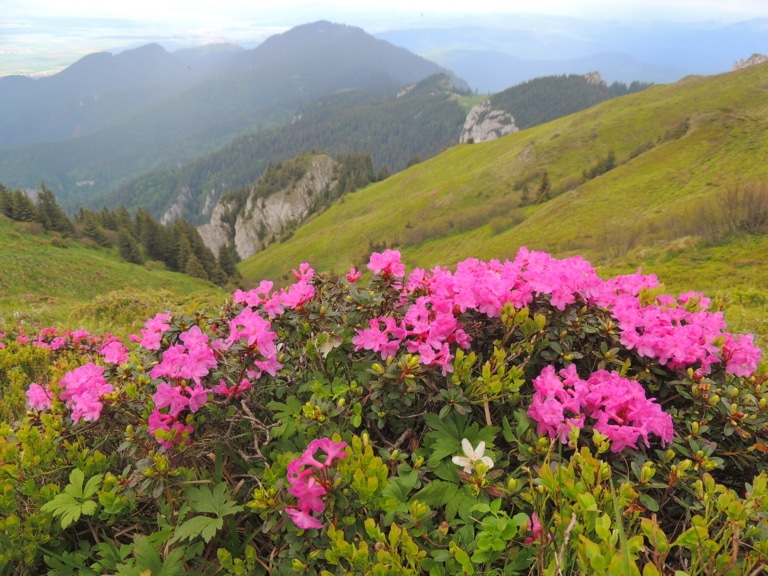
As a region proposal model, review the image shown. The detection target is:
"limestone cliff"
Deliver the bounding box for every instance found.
[198,154,338,260]
[459,99,518,144]
[733,54,768,71]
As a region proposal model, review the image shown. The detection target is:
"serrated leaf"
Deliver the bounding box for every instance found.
[83,474,104,499]
[65,468,85,498]
[174,515,224,544]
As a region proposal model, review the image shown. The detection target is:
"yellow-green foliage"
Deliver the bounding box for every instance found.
[238,62,768,346]
[0,216,224,335]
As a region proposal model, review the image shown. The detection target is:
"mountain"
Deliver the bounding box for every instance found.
[375,17,768,92]
[0,21,460,212]
[234,62,768,346]
[0,43,238,148]
[425,50,683,94]
[104,73,469,224]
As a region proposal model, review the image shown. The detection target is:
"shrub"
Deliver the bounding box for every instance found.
[2,248,767,575]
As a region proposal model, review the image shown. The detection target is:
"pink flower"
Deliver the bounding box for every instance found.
[135,312,172,350]
[346,267,362,283]
[187,383,209,412]
[101,340,129,365]
[26,383,53,411]
[153,382,189,418]
[285,507,324,530]
[292,263,315,282]
[284,438,348,530]
[723,333,761,377]
[525,512,551,544]
[59,362,112,423]
[368,249,406,278]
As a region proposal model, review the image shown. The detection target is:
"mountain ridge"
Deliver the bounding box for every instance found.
[0,21,459,213]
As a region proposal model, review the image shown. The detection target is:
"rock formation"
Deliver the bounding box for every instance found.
[459,100,518,144]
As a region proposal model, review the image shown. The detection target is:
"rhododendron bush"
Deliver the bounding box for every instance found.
[2,248,768,575]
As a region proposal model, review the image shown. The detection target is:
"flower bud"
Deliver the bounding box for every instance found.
[507,477,519,492]
[372,363,385,375]
[640,462,656,483]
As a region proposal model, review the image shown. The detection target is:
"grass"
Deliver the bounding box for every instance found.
[238,62,768,347]
[0,218,224,336]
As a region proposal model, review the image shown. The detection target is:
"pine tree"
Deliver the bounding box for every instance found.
[0,183,11,218]
[11,190,38,222]
[218,244,241,279]
[184,252,209,280]
[36,184,73,234]
[82,211,112,247]
[114,205,133,233]
[117,227,144,264]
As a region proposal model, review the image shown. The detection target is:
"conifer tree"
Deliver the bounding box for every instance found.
[11,190,38,222]
[184,252,209,280]
[0,184,12,218]
[114,205,133,233]
[82,211,112,247]
[99,206,116,230]
[36,184,73,234]
[117,227,144,264]
[218,244,241,279]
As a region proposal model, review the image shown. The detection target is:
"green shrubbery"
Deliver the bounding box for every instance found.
[1,249,768,575]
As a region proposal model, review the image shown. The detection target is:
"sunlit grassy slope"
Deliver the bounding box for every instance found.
[0,218,224,336]
[239,62,768,345]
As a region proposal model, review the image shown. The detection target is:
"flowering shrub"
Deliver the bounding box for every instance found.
[2,248,768,575]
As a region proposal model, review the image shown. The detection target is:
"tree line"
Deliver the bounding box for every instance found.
[490,74,651,130]
[105,74,466,224]
[0,182,240,287]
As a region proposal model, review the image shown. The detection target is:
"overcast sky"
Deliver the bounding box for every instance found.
[3,0,767,76]
[6,0,768,22]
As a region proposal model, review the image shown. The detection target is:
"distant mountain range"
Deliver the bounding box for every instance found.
[0,21,462,211]
[375,17,768,92]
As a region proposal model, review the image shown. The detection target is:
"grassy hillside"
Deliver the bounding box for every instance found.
[238,62,768,345]
[0,217,224,336]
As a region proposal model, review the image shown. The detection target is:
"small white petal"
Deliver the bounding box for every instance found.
[479,456,494,470]
[460,438,474,457]
[474,441,486,458]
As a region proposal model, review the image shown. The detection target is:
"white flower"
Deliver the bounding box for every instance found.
[452,438,494,474]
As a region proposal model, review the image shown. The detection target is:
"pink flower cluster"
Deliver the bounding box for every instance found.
[26,362,114,422]
[528,365,674,452]
[231,264,316,317]
[606,291,761,377]
[131,312,172,350]
[147,325,220,448]
[59,362,113,422]
[354,248,761,379]
[141,287,287,447]
[285,438,348,530]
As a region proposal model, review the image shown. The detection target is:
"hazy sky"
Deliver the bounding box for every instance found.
[2,0,767,76]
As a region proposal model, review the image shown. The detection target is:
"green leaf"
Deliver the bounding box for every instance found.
[83,473,104,499]
[672,524,708,551]
[639,493,660,512]
[65,468,85,498]
[174,515,224,544]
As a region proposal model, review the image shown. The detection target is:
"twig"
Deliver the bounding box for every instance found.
[556,513,578,576]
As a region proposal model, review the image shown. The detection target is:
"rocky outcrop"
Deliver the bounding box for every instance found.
[198,154,337,260]
[583,71,606,86]
[733,54,768,71]
[459,100,518,144]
